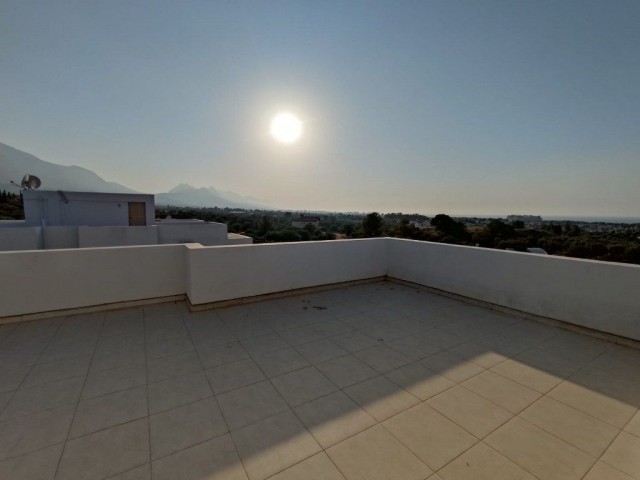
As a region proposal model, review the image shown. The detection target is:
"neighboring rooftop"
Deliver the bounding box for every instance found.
[0,281,638,479]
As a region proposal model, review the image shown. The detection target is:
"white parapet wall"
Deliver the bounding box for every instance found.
[0,238,638,342]
[387,239,640,341]
[0,244,185,318]
[185,238,388,306]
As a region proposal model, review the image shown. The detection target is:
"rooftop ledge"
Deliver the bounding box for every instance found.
[1,238,639,344]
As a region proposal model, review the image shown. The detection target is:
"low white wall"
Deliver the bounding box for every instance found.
[44,226,78,249]
[0,244,185,317]
[0,227,42,251]
[79,226,158,248]
[186,239,387,305]
[158,223,228,246]
[387,239,640,341]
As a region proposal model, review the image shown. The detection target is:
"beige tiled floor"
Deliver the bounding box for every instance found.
[0,281,639,479]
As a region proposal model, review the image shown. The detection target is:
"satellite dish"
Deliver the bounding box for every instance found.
[20,174,41,190]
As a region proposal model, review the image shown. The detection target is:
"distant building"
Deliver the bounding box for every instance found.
[292,215,321,228]
[527,247,548,255]
[0,190,251,251]
[410,220,431,229]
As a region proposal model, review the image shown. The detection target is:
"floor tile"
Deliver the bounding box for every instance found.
[385,362,455,400]
[90,344,146,373]
[278,326,325,346]
[206,358,265,394]
[241,333,290,356]
[383,403,477,470]
[330,331,379,353]
[295,391,376,448]
[216,380,288,430]
[344,375,419,421]
[327,424,431,480]
[520,396,620,457]
[272,366,338,407]
[1,376,84,420]
[56,418,150,480]
[316,355,378,389]
[146,334,194,360]
[146,350,202,384]
[232,410,321,480]
[197,342,249,369]
[83,363,147,400]
[600,431,640,479]
[547,381,637,428]
[420,351,484,383]
[0,404,74,461]
[70,385,148,438]
[0,366,30,393]
[461,370,541,413]
[624,409,640,437]
[295,339,348,364]
[254,348,309,378]
[387,335,441,361]
[583,461,635,480]
[22,354,91,388]
[269,452,345,480]
[107,462,151,479]
[438,442,536,480]
[449,341,510,368]
[150,397,227,459]
[152,433,247,480]
[354,345,412,373]
[427,386,513,438]
[148,371,212,414]
[0,443,63,480]
[485,417,596,480]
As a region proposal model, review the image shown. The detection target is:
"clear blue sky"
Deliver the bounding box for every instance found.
[1,0,639,216]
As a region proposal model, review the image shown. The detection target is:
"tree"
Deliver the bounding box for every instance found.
[362,212,383,237]
[431,214,467,240]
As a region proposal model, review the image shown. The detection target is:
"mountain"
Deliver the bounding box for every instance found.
[0,142,138,194]
[156,184,272,210]
[1,142,272,210]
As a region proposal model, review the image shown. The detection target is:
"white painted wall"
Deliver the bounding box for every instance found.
[43,227,78,249]
[23,191,155,227]
[387,239,640,341]
[0,227,42,251]
[0,244,185,317]
[186,239,387,305]
[157,222,227,246]
[79,226,158,248]
[0,238,637,342]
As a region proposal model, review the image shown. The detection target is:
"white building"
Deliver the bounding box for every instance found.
[0,190,251,251]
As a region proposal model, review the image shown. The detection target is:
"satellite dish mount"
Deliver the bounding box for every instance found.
[10,174,41,191]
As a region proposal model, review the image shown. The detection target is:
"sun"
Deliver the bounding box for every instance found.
[270,112,302,144]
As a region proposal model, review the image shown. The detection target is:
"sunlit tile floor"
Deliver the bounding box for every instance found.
[0,281,639,480]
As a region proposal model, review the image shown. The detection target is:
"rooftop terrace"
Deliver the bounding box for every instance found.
[1,280,639,480]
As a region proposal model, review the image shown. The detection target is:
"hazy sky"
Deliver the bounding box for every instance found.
[2,1,639,216]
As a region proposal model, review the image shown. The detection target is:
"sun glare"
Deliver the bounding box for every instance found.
[270,112,302,144]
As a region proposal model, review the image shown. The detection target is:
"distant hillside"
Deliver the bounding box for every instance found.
[0,142,138,193]
[156,184,272,210]
[0,142,272,210]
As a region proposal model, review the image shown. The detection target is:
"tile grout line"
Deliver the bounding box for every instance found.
[184,308,252,480]
[52,311,106,479]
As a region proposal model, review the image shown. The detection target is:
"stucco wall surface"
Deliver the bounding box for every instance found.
[0,227,42,251]
[0,244,185,317]
[387,239,640,341]
[78,226,158,248]
[186,238,387,305]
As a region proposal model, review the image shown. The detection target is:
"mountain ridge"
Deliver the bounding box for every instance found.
[0,142,272,209]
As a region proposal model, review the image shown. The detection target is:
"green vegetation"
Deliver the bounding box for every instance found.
[0,190,23,220]
[156,207,640,265]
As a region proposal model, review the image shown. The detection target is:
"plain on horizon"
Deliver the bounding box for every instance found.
[1,0,639,217]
